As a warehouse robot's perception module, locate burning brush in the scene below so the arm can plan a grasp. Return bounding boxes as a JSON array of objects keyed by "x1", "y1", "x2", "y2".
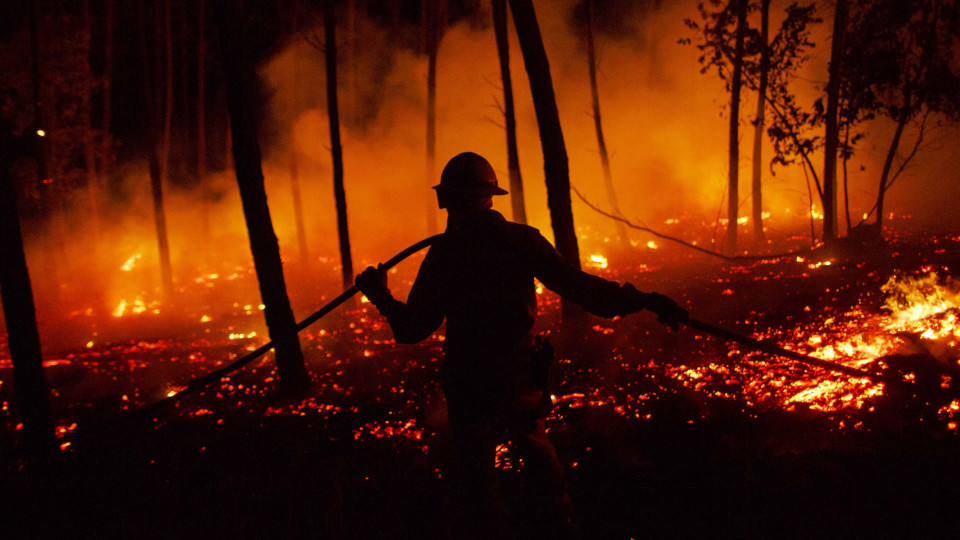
[{"x1": 675, "y1": 271, "x2": 960, "y2": 428}]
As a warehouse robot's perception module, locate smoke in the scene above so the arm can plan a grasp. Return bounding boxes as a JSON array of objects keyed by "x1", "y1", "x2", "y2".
[{"x1": 6, "y1": 0, "x2": 959, "y2": 354}]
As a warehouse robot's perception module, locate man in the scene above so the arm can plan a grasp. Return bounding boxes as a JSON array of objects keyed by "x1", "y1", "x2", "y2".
[{"x1": 356, "y1": 152, "x2": 688, "y2": 538}]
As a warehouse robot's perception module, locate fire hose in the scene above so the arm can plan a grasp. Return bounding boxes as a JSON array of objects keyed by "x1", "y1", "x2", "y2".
[
  {"x1": 121, "y1": 233, "x2": 445, "y2": 425},
  {"x1": 683, "y1": 318, "x2": 877, "y2": 380},
  {"x1": 54, "y1": 233, "x2": 877, "y2": 451}
]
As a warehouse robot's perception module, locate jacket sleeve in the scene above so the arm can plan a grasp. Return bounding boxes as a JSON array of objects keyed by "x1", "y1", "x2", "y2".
[
  {"x1": 369, "y1": 248, "x2": 446, "y2": 344},
  {"x1": 530, "y1": 233, "x2": 646, "y2": 319}
]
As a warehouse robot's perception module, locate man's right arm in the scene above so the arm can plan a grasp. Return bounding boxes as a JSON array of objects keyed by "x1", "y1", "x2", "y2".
[{"x1": 355, "y1": 253, "x2": 445, "y2": 344}]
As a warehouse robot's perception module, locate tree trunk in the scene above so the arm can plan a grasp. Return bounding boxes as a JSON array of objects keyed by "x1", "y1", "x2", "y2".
[
  {"x1": 821, "y1": 0, "x2": 847, "y2": 243},
  {"x1": 325, "y1": 0, "x2": 354, "y2": 291},
  {"x1": 875, "y1": 93, "x2": 911, "y2": 232},
  {"x1": 290, "y1": 150, "x2": 309, "y2": 266},
  {"x1": 423, "y1": 0, "x2": 445, "y2": 235},
  {"x1": 492, "y1": 0, "x2": 527, "y2": 224},
  {"x1": 213, "y1": 0, "x2": 308, "y2": 390},
  {"x1": 725, "y1": 0, "x2": 747, "y2": 255},
  {"x1": 751, "y1": 0, "x2": 770, "y2": 245},
  {"x1": 587, "y1": 0, "x2": 629, "y2": 250},
  {"x1": 82, "y1": 0, "x2": 102, "y2": 243},
  {"x1": 1, "y1": 126, "x2": 55, "y2": 451},
  {"x1": 508, "y1": 0, "x2": 580, "y2": 268},
  {"x1": 140, "y1": 0, "x2": 175, "y2": 299},
  {"x1": 198, "y1": 0, "x2": 212, "y2": 247},
  {"x1": 159, "y1": 0, "x2": 175, "y2": 296},
  {"x1": 102, "y1": 0, "x2": 114, "y2": 176}
]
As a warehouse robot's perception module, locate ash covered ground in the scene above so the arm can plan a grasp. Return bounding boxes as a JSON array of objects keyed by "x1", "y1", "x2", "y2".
[{"x1": 2, "y1": 223, "x2": 960, "y2": 539}]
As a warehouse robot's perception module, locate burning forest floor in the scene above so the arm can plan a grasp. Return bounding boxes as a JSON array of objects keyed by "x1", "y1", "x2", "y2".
[{"x1": 2, "y1": 224, "x2": 960, "y2": 538}]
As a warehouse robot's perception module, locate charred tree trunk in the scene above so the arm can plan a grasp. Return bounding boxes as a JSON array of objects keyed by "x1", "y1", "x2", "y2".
[
  {"x1": 102, "y1": 0, "x2": 113, "y2": 172},
  {"x1": 197, "y1": 0, "x2": 212, "y2": 246},
  {"x1": 290, "y1": 150, "x2": 309, "y2": 266},
  {"x1": 31, "y1": 2, "x2": 61, "y2": 305},
  {"x1": 821, "y1": 0, "x2": 847, "y2": 243},
  {"x1": 875, "y1": 92, "x2": 911, "y2": 232},
  {"x1": 214, "y1": 0, "x2": 308, "y2": 390},
  {"x1": 423, "y1": 0, "x2": 445, "y2": 235},
  {"x1": 509, "y1": 0, "x2": 580, "y2": 268},
  {"x1": 289, "y1": 6, "x2": 309, "y2": 269},
  {"x1": 140, "y1": 0, "x2": 175, "y2": 299},
  {"x1": 586, "y1": 0, "x2": 628, "y2": 250},
  {"x1": 82, "y1": 0, "x2": 101, "y2": 243},
  {"x1": 159, "y1": 0, "x2": 175, "y2": 295},
  {"x1": 1, "y1": 126, "x2": 55, "y2": 450},
  {"x1": 324, "y1": 0, "x2": 354, "y2": 291},
  {"x1": 724, "y1": 0, "x2": 747, "y2": 256},
  {"x1": 492, "y1": 0, "x2": 527, "y2": 224},
  {"x1": 751, "y1": 0, "x2": 770, "y2": 245}
]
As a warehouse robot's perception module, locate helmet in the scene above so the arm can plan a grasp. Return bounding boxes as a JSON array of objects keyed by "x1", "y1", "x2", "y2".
[{"x1": 433, "y1": 152, "x2": 508, "y2": 208}]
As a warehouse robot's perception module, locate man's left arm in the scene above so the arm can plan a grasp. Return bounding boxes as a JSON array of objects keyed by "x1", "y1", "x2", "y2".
[{"x1": 531, "y1": 235, "x2": 688, "y2": 329}]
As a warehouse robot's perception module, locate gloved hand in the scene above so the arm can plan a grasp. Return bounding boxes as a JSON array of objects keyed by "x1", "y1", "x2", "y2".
[
  {"x1": 642, "y1": 292, "x2": 689, "y2": 331},
  {"x1": 355, "y1": 264, "x2": 391, "y2": 305}
]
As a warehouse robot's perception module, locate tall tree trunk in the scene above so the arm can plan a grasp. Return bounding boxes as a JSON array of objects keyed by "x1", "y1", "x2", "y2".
[
  {"x1": 290, "y1": 150, "x2": 309, "y2": 266},
  {"x1": 509, "y1": 0, "x2": 579, "y2": 268},
  {"x1": 423, "y1": 0, "x2": 445, "y2": 235},
  {"x1": 82, "y1": 0, "x2": 101, "y2": 243},
  {"x1": 31, "y1": 1, "x2": 62, "y2": 306},
  {"x1": 159, "y1": 0, "x2": 175, "y2": 296},
  {"x1": 101, "y1": 0, "x2": 114, "y2": 176},
  {"x1": 842, "y1": 120, "x2": 852, "y2": 232},
  {"x1": 586, "y1": 0, "x2": 628, "y2": 250},
  {"x1": 492, "y1": 0, "x2": 527, "y2": 224},
  {"x1": 198, "y1": 0, "x2": 212, "y2": 248},
  {"x1": 213, "y1": 0, "x2": 308, "y2": 390},
  {"x1": 725, "y1": 0, "x2": 747, "y2": 255},
  {"x1": 1, "y1": 127, "x2": 55, "y2": 451},
  {"x1": 821, "y1": 0, "x2": 847, "y2": 243},
  {"x1": 289, "y1": 6, "x2": 309, "y2": 268},
  {"x1": 751, "y1": 0, "x2": 770, "y2": 245},
  {"x1": 875, "y1": 93, "x2": 911, "y2": 232},
  {"x1": 324, "y1": 0, "x2": 354, "y2": 291},
  {"x1": 140, "y1": 0, "x2": 175, "y2": 299}
]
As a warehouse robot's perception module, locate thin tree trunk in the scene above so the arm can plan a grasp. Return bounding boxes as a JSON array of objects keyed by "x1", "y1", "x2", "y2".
[
  {"x1": 492, "y1": 0, "x2": 526, "y2": 224},
  {"x1": 82, "y1": 0, "x2": 101, "y2": 244},
  {"x1": 1, "y1": 127, "x2": 55, "y2": 451},
  {"x1": 508, "y1": 0, "x2": 580, "y2": 266},
  {"x1": 424, "y1": 0, "x2": 444, "y2": 235},
  {"x1": 821, "y1": 0, "x2": 847, "y2": 243},
  {"x1": 751, "y1": 0, "x2": 770, "y2": 245},
  {"x1": 159, "y1": 0, "x2": 175, "y2": 295},
  {"x1": 198, "y1": 0, "x2": 211, "y2": 247},
  {"x1": 101, "y1": 0, "x2": 113, "y2": 175},
  {"x1": 325, "y1": 0, "x2": 354, "y2": 291},
  {"x1": 290, "y1": 150, "x2": 309, "y2": 266},
  {"x1": 213, "y1": 0, "x2": 308, "y2": 390},
  {"x1": 31, "y1": 1, "x2": 62, "y2": 305},
  {"x1": 289, "y1": 7, "x2": 309, "y2": 268},
  {"x1": 587, "y1": 0, "x2": 628, "y2": 250},
  {"x1": 725, "y1": 0, "x2": 747, "y2": 255},
  {"x1": 141, "y1": 0, "x2": 174, "y2": 299},
  {"x1": 842, "y1": 120, "x2": 852, "y2": 232},
  {"x1": 875, "y1": 94, "x2": 911, "y2": 232}
]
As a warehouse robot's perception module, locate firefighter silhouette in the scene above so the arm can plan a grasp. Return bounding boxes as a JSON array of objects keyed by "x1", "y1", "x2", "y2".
[{"x1": 356, "y1": 151, "x2": 688, "y2": 538}]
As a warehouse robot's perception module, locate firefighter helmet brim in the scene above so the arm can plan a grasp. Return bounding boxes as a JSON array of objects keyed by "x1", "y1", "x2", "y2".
[{"x1": 432, "y1": 152, "x2": 508, "y2": 199}]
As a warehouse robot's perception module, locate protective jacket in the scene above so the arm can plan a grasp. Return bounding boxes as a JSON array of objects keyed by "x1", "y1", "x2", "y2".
[{"x1": 368, "y1": 209, "x2": 643, "y2": 417}]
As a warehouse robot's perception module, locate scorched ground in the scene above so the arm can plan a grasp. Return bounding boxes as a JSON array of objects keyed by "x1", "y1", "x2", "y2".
[{"x1": 2, "y1": 224, "x2": 960, "y2": 538}]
